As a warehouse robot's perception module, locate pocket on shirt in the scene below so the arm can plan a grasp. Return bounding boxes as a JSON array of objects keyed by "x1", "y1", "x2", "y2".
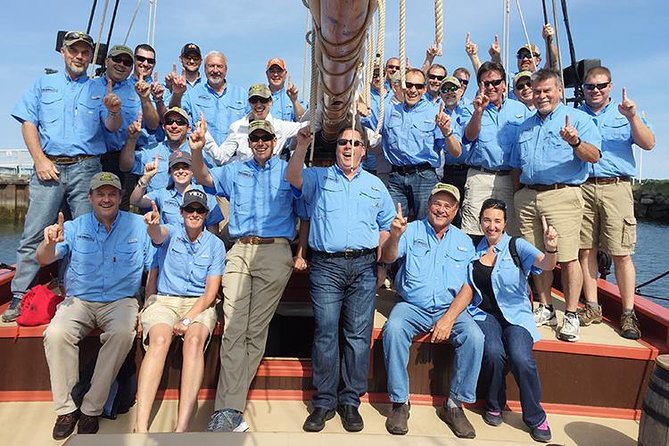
[
  {"x1": 233, "y1": 173, "x2": 256, "y2": 214},
  {"x1": 602, "y1": 118, "x2": 631, "y2": 141},
  {"x1": 191, "y1": 256, "x2": 211, "y2": 285},
  {"x1": 39, "y1": 93, "x2": 63, "y2": 124},
  {"x1": 114, "y1": 241, "x2": 140, "y2": 272},
  {"x1": 314, "y1": 181, "x2": 344, "y2": 220},
  {"x1": 405, "y1": 243, "x2": 429, "y2": 279}
]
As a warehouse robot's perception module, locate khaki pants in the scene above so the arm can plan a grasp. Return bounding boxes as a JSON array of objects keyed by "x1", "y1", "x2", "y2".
[
  {"x1": 43, "y1": 297, "x2": 138, "y2": 416},
  {"x1": 214, "y1": 239, "x2": 294, "y2": 412},
  {"x1": 461, "y1": 168, "x2": 517, "y2": 236}
]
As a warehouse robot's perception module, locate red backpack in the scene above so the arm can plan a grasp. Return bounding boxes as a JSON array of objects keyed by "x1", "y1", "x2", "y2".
[{"x1": 15, "y1": 284, "x2": 64, "y2": 327}]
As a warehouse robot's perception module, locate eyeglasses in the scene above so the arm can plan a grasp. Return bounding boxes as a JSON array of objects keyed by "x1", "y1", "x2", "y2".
[
  {"x1": 110, "y1": 55, "x2": 133, "y2": 67},
  {"x1": 428, "y1": 74, "x2": 445, "y2": 81},
  {"x1": 386, "y1": 64, "x2": 400, "y2": 71},
  {"x1": 405, "y1": 82, "x2": 425, "y2": 90},
  {"x1": 583, "y1": 82, "x2": 610, "y2": 91},
  {"x1": 165, "y1": 118, "x2": 188, "y2": 126},
  {"x1": 336, "y1": 138, "x2": 363, "y2": 147},
  {"x1": 456, "y1": 78, "x2": 469, "y2": 86},
  {"x1": 515, "y1": 81, "x2": 532, "y2": 91},
  {"x1": 249, "y1": 97, "x2": 271, "y2": 104},
  {"x1": 517, "y1": 51, "x2": 540, "y2": 60},
  {"x1": 135, "y1": 55, "x2": 156, "y2": 65},
  {"x1": 249, "y1": 133, "x2": 274, "y2": 142},
  {"x1": 482, "y1": 78, "x2": 504, "y2": 88},
  {"x1": 440, "y1": 84, "x2": 459, "y2": 94},
  {"x1": 182, "y1": 206, "x2": 207, "y2": 214}
]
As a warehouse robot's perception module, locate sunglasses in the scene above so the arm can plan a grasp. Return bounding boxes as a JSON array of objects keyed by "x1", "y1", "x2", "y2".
[
  {"x1": 386, "y1": 64, "x2": 400, "y2": 71},
  {"x1": 183, "y1": 54, "x2": 201, "y2": 61},
  {"x1": 249, "y1": 133, "x2": 274, "y2": 142},
  {"x1": 583, "y1": 82, "x2": 610, "y2": 91},
  {"x1": 135, "y1": 55, "x2": 156, "y2": 65},
  {"x1": 337, "y1": 138, "x2": 363, "y2": 147},
  {"x1": 515, "y1": 81, "x2": 532, "y2": 90},
  {"x1": 456, "y1": 78, "x2": 469, "y2": 86},
  {"x1": 249, "y1": 97, "x2": 271, "y2": 104},
  {"x1": 428, "y1": 74, "x2": 445, "y2": 81},
  {"x1": 182, "y1": 206, "x2": 207, "y2": 214},
  {"x1": 440, "y1": 84, "x2": 459, "y2": 94},
  {"x1": 405, "y1": 82, "x2": 425, "y2": 90},
  {"x1": 517, "y1": 51, "x2": 539, "y2": 60},
  {"x1": 482, "y1": 78, "x2": 504, "y2": 88},
  {"x1": 165, "y1": 118, "x2": 188, "y2": 126},
  {"x1": 110, "y1": 55, "x2": 133, "y2": 67}
]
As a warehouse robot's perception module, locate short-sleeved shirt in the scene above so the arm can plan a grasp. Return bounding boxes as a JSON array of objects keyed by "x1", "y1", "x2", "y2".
[
  {"x1": 394, "y1": 220, "x2": 475, "y2": 311},
  {"x1": 55, "y1": 211, "x2": 152, "y2": 302},
  {"x1": 460, "y1": 97, "x2": 530, "y2": 170},
  {"x1": 468, "y1": 233, "x2": 541, "y2": 342},
  {"x1": 270, "y1": 87, "x2": 304, "y2": 121},
  {"x1": 296, "y1": 165, "x2": 395, "y2": 252},
  {"x1": 510, "y1": 103, "x2": 602, "y2": 185},
  {"x1": 153, "y1": 224, "x2": 225, "y2": 297},
  {"x1": 181, "y1": 82, "x2": 249, "y2": 145},
  {"x1": 145, "y1": 185, "x2": 223, "y2": 227},
  {"x1": 206, "y1": 156, "x2": 297, "y2": 239},
  {"x1": 12, "y1": 72, "x2": 109, "y2": 157}
]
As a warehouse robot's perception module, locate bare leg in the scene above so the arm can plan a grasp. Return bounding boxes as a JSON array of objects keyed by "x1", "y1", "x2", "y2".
[
  {"x1": 175, "y1": 323, "x2": 209, "y2": 432},
  {"x1": 612, "y1": 255, "x2": 636, "y2": 311},
  {"x1": 579, "y1": 249, "x2": 599, "y2": 304},
  {"x1": 561, "y1": 260, "x2": 583, "y2": 313}
]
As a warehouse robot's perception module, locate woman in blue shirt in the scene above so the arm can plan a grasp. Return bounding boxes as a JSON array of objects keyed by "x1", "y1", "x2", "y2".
[{"x1": 468, "y1": 198, "x2": 558, "y2": 443}]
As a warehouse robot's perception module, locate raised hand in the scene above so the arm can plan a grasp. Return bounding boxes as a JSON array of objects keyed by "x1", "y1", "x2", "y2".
[
  {"x1": 144, "y1": 153, "x2": 160, "y2": 178},
  {"x1": 43, "y1": 211, "x2": 65, "y2": 244},
  {"x1": 144, "y1": 200, "x2": 161, "y2": 226},
  {"x1": 134, "y1": 73, "x2": 151, "y2": 99},
  {"x1": 127, "y1": 111, "x2": 143, "y2": 140},
  {"x1": 151, "y1": 72, "x2": 165, "y2": 101},
  {"x1": 295, "y1": 126, "x2": 313, "y2": 149},
  {"x1": 465, "y1": 32, "x2": 478, "y2": 57},
  {"x1": 435, "y1": 102, "x2": 452, "y2": 134},
  {"x1": 542, "y1": 23, "x2": 555, "y2": 42},
  {"x1": 286, "y1": 79, "x2": 299, "y2": 101},
  {"x1": 559, "y1": 114, "x2": 580, "y2": 146},
  {"x1": 164, "y1": 63, "x2": 176, "y2": 91},
  {"x1": 488, "y1": 34, "x2": 501, "y2": 59},
  {"x1": 541, "y1": 215, "x2": 558, "y2": 253},
  {"x1": 103, "y1": 78, "x2": 122, "y2": 113},
  {"x1": 188, "y1": 112, "x2": 207, "y2": 151},
  {"x1": 390, "y1": 203, "x2": 408, "y2": 237},
  {"x1": 473, "y1": 82, "x2": 490, "y2": 112},
  {"x1": 618, "y1": 87, "x2": 637, "y2": 118},
  {"x1": 426, "y1": 43, "x2": 441, "y2": 58},
  {"x1": 171, "y1": 67, "x2": 187, "y2": 96}
]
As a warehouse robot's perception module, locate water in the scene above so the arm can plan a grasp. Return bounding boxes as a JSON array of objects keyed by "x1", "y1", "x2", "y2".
[{"x1": 1, "y1": 219, "x2": 668, "y2": 307}]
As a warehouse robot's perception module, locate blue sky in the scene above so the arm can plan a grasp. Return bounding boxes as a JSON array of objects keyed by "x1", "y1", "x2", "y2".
[{"x1": 1, "y1": 0, "x2": 666, "y2": 178}]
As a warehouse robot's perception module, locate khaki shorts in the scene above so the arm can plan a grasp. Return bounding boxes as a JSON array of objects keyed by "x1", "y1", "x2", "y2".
[
  {"x1": 515, "y1": 186, "x2": 584, "y2": 263},
  {"x1": 461, "y1": 168, "x2": 517, "y2": 236},
  {"x1": 580, "y1": 181, "x2": 636, "y2": 255},
  {"x1": 140, "y1": 294, "x2": 219, "y2": 346}
]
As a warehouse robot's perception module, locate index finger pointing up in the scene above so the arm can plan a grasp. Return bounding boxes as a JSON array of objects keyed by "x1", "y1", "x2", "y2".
[
  {"x1": 396, "y1": 202, "x2": 403, "y2": 217},
  {"x1": 541, "y1": 215, "x2": 548, "y2": 233},
  {"x1": 564, "y1": 114, "x2": 570, "y2": 128},
  {"x1": 57, "y1": 211, "x2": 65, "y2": 228},
  {"x1": 622, "y1": 87, "x2": 628, "y2": 102},
  {"x1": 465, "y1": 32, "x2": 471, "y2": 44},
  {"x1": 172, "y1": 63, "x2": 177, "y2": 74},
  {"x1": 151, "y1": 200, "x2": 158, "y2": 213},
  {"x1": 107, "y1": 78, "x2": 113, "y2": 95}
]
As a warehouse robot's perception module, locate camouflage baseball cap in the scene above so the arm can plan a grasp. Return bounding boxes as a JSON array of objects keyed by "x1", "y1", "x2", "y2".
[
  {"x1": 108, "y1": 45, "x2": 133, "y2": 59},
  {"x1": 248, "y1": 83, "x2": 272, "y2": 99},
  {"x1": 248, "y1": 119, "x2": 276, "y2": 136},
  {"x1": 90, "y1": 172, "x2": 122, "y2": 191},
  {"x1": 63, "y1": 31, "x2": 94, "y2": 49},
  {"x1": 163, "y1": 107, "x2": 190, "y2": 122},
  {"x1": 517, "y1": 43, "x2": 541, "y2": 57},
  {"x1": 430, "y1": 182, "x2": 460, "y2": 202}
]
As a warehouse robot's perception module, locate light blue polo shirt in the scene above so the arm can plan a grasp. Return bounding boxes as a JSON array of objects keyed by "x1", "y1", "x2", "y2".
[
  {"x1": 206, "y1": 156, "x2": 297, "y2": 239},
  {"x1": 145, "y1": 185, "x2": 223, "y2": 227},
  {"x1": 460, "y1": 97, "x2": 530, "y2": 170},
  {"x1": 154, "y1": 224, "x2": 225, "y2": 297},
  {"x1": 296, "y1": 165, "x2": 395, "y2": 252},
  {"x1": 12, "y1": 72, "x2": 108, "y2": 157},
  {"x1": 181, "y1": 82, "x2": 249, "y2": 145},
  {"x1": 55, "y1": 211, "x2": 152, "y2": 302},
  {"x1": 510, "y1": 103, "x2": 602, "y2": 185},
  {"x1": 468, "y1": 233, "x2": 541, "y2": 342},
  {"x1": 394, "y1": 219, "x2": 475, "y2": 311}
]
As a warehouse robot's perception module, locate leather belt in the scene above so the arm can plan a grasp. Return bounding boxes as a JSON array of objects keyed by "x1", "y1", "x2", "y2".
[
  {"x1": 391, "y1": 162, "x2": 433, "y2": 175},
  {"x1": 585, "y1": 176, "x2": 630, "y2": 185},
  {"x1": 443, "y1": 164, "x2": 470, "y2": 172},
  {"x1": 46, "y1": 154, "x2": 96, "y2": 165},
  {"x1": 238, "y1": 236, "x2": 276, "y2": 245},
  {"x1": 526, "y1": 183, "x2": 575, "y2": 192},
  {"x1": 473, "y1": 166, "x2": 511, "y2": 176},
  {"x1": 314, "y1": 247, "x2": 377, "y2": 259}
]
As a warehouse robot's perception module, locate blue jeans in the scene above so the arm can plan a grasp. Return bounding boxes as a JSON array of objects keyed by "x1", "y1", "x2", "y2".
[
  {"x1": 476, "y1": 314, "x2": 546, "y2": 428},
  {"x1": 387, "y1": 169, "x2": 438, "y2": 220},
  {"x1": 11, "y1": 157, "x2": 101, "y2": 297},
  {"x1": 309, "y1": 251, "x2": 377, "y2": 409},
  {"x1": 382, "y1": 301, "x2": 484, "y2": 404}
]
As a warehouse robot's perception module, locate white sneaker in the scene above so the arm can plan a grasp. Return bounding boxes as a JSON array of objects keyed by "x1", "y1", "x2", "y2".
[
  {"x1": 557, "y1": 312, "x2": 580, "y2": 342},
  {"x1": 533, "y1": 304, "x2": 557, "y2": 327}
]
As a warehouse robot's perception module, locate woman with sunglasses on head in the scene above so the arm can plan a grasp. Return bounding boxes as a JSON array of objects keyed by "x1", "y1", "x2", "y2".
[{"x1": 468, "y1": 198, "x2": 558, "y2": 443}]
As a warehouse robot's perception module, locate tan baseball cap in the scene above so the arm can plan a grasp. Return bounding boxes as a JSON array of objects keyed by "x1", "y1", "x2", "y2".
[
  {"x1": 90, "y1": 172, "x2": 122, "y2": 191},
  {"x1": 163, "y1": 107, "x2": 190, "y2": 122},
  {"x1": 430, "y1": 182, "x2": 460, "y2": 202},
  {"x1": 248, "y1": 119, "x2": 276, "y2": 136},
  {"x1": 248, "y1": 83, "x2": 272, "y2": 99}
]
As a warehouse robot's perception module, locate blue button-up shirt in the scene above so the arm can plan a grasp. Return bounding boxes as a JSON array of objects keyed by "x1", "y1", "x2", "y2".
[
  {"x1": 12, "y1": 72, "x2": 109, "y2": 156},
  {"x1": 579, "y1": 101, "x2": 652, "y2": 178},
  {"x1": 361, "y1": 86, "x2": 392, "y2": 171},
  {"x1": 468, "y1": 233, "x2": 541, "y2": 342},
  {"x1": 270, "y1": 87, "x2": 303, "y2": 121},
  {"x1": 436, "y1": 102, "x2": 470, "y2": 166},
  {"x1": 181, "y1": 82, "x2": 249, "y2": 145},
  {"x1": 55, "y1": 211, "x2": 152, "y2": 302},
  {"x1": 510, "y1": 103, "x2": 601, "y2": 185},
  {"x1": 206, "y1": 156, "x2": 297, "y2": 239},
  {"x1": 395, "y1": 220, "x2": 474, "y2": 311},
  {"x1": 460, "y1": 97, "x2": 530, "y2": 170},
  {"x1": 296, "y1": 165, "x2": 395, "y2": 252},
  {"x1": 154, "y1": 224, "x2": 225, "y2": 297},
  {"x1": 146, "y1": 186, "x2": 223, "y2": 227}
]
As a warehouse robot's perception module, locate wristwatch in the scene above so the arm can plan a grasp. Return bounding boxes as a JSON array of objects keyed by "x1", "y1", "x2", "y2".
[{"x1": 181, "y1": 317, "x2": 192, "y2": 327}]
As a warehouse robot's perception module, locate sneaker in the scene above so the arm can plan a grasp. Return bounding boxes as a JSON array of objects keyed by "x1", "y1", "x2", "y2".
[
  {"x1": 530, "y1": 419, "x2": 552, "y2": 443},
  {"x1": 385, "y1": 402, "x2": 410, "y2": 435},
  {"x1": 578, "y1": 304, "x2": 602, "y2": 326},
  {"x1": 207, "y1": 408, "x2": 249, "y2": 432},
  {"x1": 483, "y1": 410, "x2": 503, "y2": 427},
  {"x1": 77, "y1": 413, "x2": 99, "y2": 434},
  {"x1": 620, "y1": 312, "x2": 641, "y2": 340},
  {"x1": 557, "y1": 312, "x2": 580, "y2": 342},
  {"x1": 52, "y1": 410, "x2": 80, "y2": 440},
  {"x1": 2, "y1": 297, "x2": 22, "y2": 323},
  {"x1": 533, "y1": 304, "x2": 557, "y2": 327},
  {"x1": 437, "y1": 406, "x2": 476, "y2": 439}
]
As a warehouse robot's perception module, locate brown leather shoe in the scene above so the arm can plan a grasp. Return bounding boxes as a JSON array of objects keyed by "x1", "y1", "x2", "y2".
[
  {"x1": 53, "y1": 410, "x2": 80, "y2": 440},
  {"x1": 385, "y1": 402, "x2": 410, "y2": 435},
  {"x1": 438, "y1": 406, "x2": 476, "y2": 439},
  {"x1": 77, "y1": 413, "x2": 99, "y2": 434}
]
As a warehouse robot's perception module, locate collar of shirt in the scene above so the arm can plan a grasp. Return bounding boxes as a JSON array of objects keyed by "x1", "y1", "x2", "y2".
[
  {"x1": 205, "y1": 81, "x2": 228, "y2": 97},
  {"x1": 176, "y1": 223, "x2": 204, "y2": 247},
  {"x1": 64, "y1": 71, "x2": 89, "y2": 83},
  {"x1": 581, "y1": 99, "x2": 613, "y2": 117},
  {"x1": 247, "y1": 155, "x2": 279, "y2": 171},
  {"x1": 538, "y1": 102, "x2": 565, "y2": 122},
  {"x1": 91, "y1": 211, "x2": 122, "y2": 235},
  {"x1": 332, "y1": 163, "x2": 363, "y2": 181},
  {"x1": 475, "y1": 232, "x2": 510, "y2": 257}
]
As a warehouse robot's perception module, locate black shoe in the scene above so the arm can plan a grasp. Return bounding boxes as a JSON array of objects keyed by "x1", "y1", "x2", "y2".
[
  {"x1": 303, "y1": 407, "x2": 335, "y2": 432},
  {"x1": 438, "y1": 406, "x2": 476, "y2": 439},
  {"x1": 77, "y1": 413, "x2": 99, "y2": 434},
  {"x1": 53, "y1": 410, "x2": 80, "y2": 440},
  {"x1": 337, "y1": 404, "x2": 364, "y2": 432},
  {"x1": 385, "y1": 402, "x2": 410, "y2": 435}
]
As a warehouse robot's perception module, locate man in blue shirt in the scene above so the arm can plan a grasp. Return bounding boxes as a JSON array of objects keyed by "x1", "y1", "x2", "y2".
[
  {"x1": 286, "y1": 125, "x2": 395, "y2": 433},
  {"x1": 577, "y1": 66, "x2": 655, "y2": 339},
  {"x1": 265, "y1": 57, "x2": 306, "y2": 122},
  {"x1": 510, "y1": 69, "x2": 601, "y2": 343},
  {"x1": 3, "y1": 31, "x2": 123, "y2": 323},
  {"x1": 36, "y1": 172, "x2": 152, "y2": 440},
  {"x1": 165, "y1": 43, "x2": 203, "y2": 92},
  {"x1": 380, "y1": 182, "x2": 482, "y2": 438},
  {"x1": 190, "y1": 119, "x2": 300, "y2": 432}
]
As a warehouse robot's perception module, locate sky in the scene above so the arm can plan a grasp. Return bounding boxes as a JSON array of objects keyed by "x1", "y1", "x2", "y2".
[{"x1": 0, "y1": 0, "x2": 666, "y2": 178}]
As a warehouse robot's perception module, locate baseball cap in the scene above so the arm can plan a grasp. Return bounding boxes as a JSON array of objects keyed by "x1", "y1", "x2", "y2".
[
  {"x1": 181, "y1": 43, "x2": 201, "y2": 58},
  {"x1": 248, "y1": 83, "x2": 272, "y2": 99},
  {"x1": 430, "y1": 182, "x2": 460, "y2": 202},
  {"x1": 441, "y1": 76, "x2": 461, "y2": 88},
  {"x1": 63, "y1": 31, "x2": 94, "y2": 49},
  {"x1": 181, "y1": 189, "x2": 209, "y2": 211},
  {"x1": 248, "y1": 119, "x2": 276, "y2": 136},
  {"x1": 513, "y1": 71, "x2": 533, "y2": 85},
  {"x1": 168, "y1": 151, "x2": 192, "y2": 169},
  {"x1": 517, "y1": 43, "x2": 541, "y2": 57},
  {"x1": 90, "y1": 172, "x2": 122, "y2": 191},
  {"x1": 108, "y1": 45, "x2": 133, "y2": 59},
  {"x1": 266, "y1": 57, "x2": 286, "y2": 71},
  {"x1": 163, "y1": 106, "x2": 190, "y2": 122}
]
